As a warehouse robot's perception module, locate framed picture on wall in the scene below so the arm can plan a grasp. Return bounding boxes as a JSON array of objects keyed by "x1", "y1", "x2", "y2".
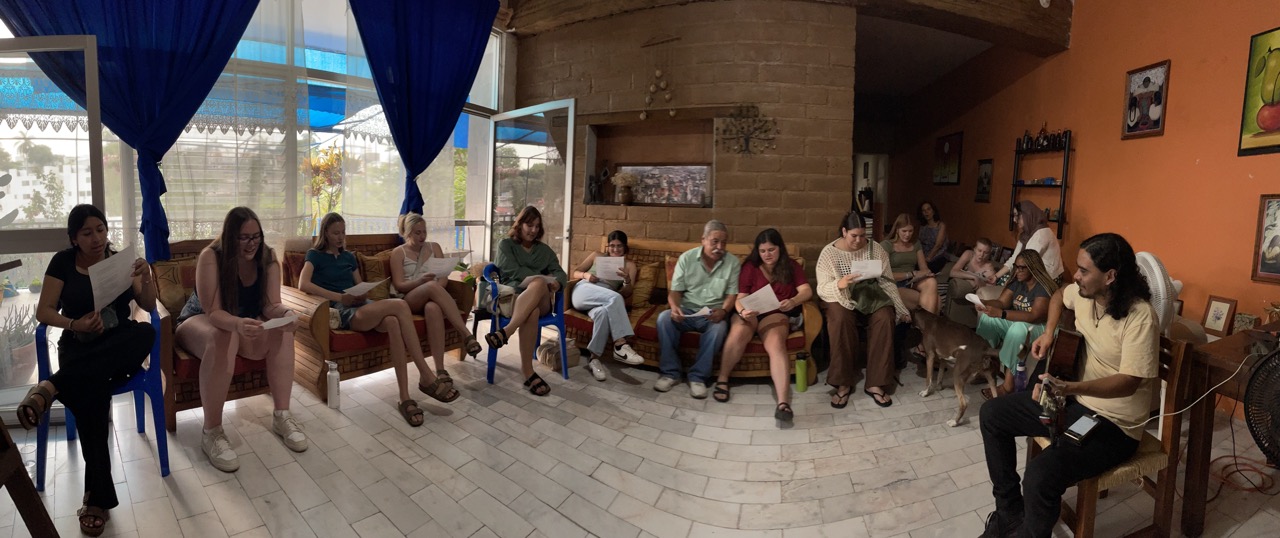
[
  {"x1": 1122, "y1": 60, "x2": 1169, "y2": 139},
  {"x1": 1252, "y1": 193, "x2": 1280, "y2": 283},
  {"x1": 1239, "y1": 26, "x2": 1280, "y2": 156},
  {"x1": 975, "y1": 159, "x2": 993, "y2": 202},
  {"x1": 615, "y1": 163, "x2": 712, "y2": 207},
  {"x1": 932, "y1": 132, "x2": 962, "y2": 185},
  {"x1": 1202, "y1": 295, "x2": 1238, "y2": 338}
]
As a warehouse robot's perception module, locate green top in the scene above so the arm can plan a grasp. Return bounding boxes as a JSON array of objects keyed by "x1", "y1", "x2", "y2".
[
  {"x1": 670, "y1": 246, "x2": 741, "y2": 311},
  {"x1": 880, "y1": 240, "x2": 921, "y2": 274},
  {"x1": 495, "y1": 238, "x2": 568, "y2": 290}
]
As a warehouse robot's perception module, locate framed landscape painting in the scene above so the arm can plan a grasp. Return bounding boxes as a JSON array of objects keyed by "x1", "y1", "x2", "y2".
[{"x1": 615, "y1": 163, "x2": 712, "y2": 207}]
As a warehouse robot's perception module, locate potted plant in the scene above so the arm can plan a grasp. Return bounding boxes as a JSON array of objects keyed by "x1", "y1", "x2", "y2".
[
  {"x1": 0, "y1": 305, "x2": 38, "y2": 389},
  {"x1": 611, "y1": 171, "x2": 639, "y2": 205},
  {"x1": 28, "y1": 278, "x2": 41, "y2": 294}
]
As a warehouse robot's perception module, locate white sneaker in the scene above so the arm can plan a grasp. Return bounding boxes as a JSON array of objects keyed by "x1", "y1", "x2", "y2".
[
  {"x1": 272, "y1": 410, "x2": 309, "y2": 452},
  {"x1": 689, "y1": 382, "x2": 708, "y2": 399},
  {"x1": 654, "y1": 376, "x2": 677, "y2": 392},
  {"x1": 613, "y1": 344, "x2": 644, "y2": 365},
  {"x1": 202, "y1": 426, "x2": 240, "y2": 473},
  {"x1": 587, "y1": 358, "x2": 607, "y2": 381}
]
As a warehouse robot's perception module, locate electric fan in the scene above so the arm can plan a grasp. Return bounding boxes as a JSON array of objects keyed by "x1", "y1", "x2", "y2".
[
  {"x1": 1136, "y1": 252, "x2": 1180, "y2": 333},
  {"x1": 1245, "y1": 344, "x2": 1280, "y2": 464}
]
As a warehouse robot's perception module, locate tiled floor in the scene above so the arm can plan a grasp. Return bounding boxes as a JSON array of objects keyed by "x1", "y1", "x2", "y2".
[{"x1": 5, "y1": 335, "x2": 1280, "y2": 538}]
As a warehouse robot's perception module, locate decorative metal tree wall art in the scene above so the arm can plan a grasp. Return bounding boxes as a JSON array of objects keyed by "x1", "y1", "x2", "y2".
[{"x1": 716, "y1": 105, "x2": 778, "y2": 155}]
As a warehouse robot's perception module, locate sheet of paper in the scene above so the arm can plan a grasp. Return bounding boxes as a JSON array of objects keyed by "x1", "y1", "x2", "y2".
[
  {"x1": 593, "y1": 256, "x2": 625, "y2": 281},
  {"x1": 422, "y1": 256, "x2": 460, "y2": 278},
  {"x1": 88, "y1": 244, "x2": 138, "y2": 311},
  {"x1": 848, "y1": 260, "x2": 884, "y2": 282},
  {"x1": 684, "y1": 307, "x2": 712, "y2": 318},
  {"x1": 261, "y1": 314, "x2": 298, "y2": 330},
  {"x1": 965, "y1": 293, "x2": 985, "y2": 307},
  {"x1": 344, "y1": 278, "x2": 387, "y2": 296},
  {"x1": 738, "y1": 284, "x2": 782, "y2": 314}
]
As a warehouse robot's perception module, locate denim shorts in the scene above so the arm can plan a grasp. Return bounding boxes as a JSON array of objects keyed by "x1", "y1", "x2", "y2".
[{"x1": 331, "y1": 300, "x2": 369, "y2": 330}]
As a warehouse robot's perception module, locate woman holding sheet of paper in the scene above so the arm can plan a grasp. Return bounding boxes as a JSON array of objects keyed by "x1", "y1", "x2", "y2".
[
  {"x1": 485, "y1": 205, "x2": 568, "y2": 396},
  {"x1": 20, "y1": 204, "x2": 156, "y2": 536},
  {"x1": 713, "y1": 228, "x2": 811, "y2": 422},
  {"x1": 569, "y1": 230, "x2": 645, "y2": 382},
  {"x1": 390, "y1": 212, "x2": 483, "y2": 380},
  {"x1": 817, "y1": 211, "x2": 909, "y2": 409},
  {"x1": 173, "y1": 207, "x2": 307, "y2": 472},
  {"x1": 299, "y1": 212, "x2": 457, "y2": 428}
]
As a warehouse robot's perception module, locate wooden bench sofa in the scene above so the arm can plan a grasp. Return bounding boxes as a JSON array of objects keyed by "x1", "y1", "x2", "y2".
[{"x1": 563, "y1": 237, "x2": 819, "y2": 384}]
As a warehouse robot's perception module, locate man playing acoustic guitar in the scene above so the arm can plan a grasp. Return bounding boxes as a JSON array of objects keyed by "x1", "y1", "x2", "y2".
[{"x1": 978, "y1": 233, "x2": 1160, "y2": 538}]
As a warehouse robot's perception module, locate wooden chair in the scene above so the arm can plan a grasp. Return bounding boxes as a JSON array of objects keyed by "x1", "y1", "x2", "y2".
[{"x1": 1027, "y1": 335, "x2": 1190, "y2": 538}]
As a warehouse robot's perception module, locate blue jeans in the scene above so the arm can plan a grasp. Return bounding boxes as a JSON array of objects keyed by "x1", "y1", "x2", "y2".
[{"x1": 656, "y1": 307, "x2": 728, "y2": 383}]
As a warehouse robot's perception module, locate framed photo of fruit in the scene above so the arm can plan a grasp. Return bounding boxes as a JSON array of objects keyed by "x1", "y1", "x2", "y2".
[
  {"x1": 1123, "y1": 60, "x2": 1169, "y2": 139},
  {"x1": 1239, "y1": 26, "x2": 1280, "y2": 156}
]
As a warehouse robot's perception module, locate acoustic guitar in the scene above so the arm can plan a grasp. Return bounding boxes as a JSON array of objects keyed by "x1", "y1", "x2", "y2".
[{"x1": 1039, "y1": 328, "x2": 1085, "y2": 441}]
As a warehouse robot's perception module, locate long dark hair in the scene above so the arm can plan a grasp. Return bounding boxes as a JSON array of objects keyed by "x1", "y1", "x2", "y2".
[
  {"x1": 508, "y1": 205, "x2": 544, "y2": 243},
  {"x1": 1015, "y1": 200, "x2": 1048, "y2": 244},
  {"x1": 66, "y1": 204, "x2": 115, "y2": 255},
  {"x1": 917, "y1": 201, "x2": 940, "y2": 225},
  {"x1": 313, "y1": 212, "x2": 345, "y2": 252},
  {"x1": 605, "y1": 230, "x2": 629, "y2": 254},
  {"x1": 1080, "y1": 233, "x2": 1150, "y2": 320},
  {"x1": 209, "y1": 207, "x2": 275, "y2": 315},
  {"x1": 745, "y1": 228, "x2": 794, "y2": 284},
  {"x1": 838, "y1": 210, "x2": 866, "y2": 236}
]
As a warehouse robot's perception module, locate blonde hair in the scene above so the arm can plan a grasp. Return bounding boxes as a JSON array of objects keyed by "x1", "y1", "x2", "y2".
[
  {"x1": 397, "y1": 212, "x2": 426, "y2": 240},
  {"x1": 889, "y1": 213, "x2": 916, "y2": 243}
]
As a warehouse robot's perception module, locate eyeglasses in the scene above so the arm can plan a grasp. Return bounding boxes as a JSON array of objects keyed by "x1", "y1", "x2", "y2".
[
  {"x1": 238, "y1": 233, "x2": 264, "y2": 243},
  {"x1": 1013, "y1": 264, "x2": 1029, "y2": 271}
]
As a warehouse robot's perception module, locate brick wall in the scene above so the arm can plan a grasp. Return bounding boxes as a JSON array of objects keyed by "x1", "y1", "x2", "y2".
[{"x1": 515, "y1": 0, "x2": 856, "y2": 267}]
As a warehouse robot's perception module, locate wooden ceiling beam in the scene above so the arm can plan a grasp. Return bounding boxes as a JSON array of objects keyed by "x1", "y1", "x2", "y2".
[
  {"x1": 507, "y1": 0, "x2": 854, "y2": 36},
  {"x1": 854, "y1": 0, "x2": 1071, "y2": 56}
]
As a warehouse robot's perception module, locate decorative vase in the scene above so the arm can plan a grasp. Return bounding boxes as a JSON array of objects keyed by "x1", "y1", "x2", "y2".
[{"x1": 618, "y1": 186, "x2": 634, "y2": 206}]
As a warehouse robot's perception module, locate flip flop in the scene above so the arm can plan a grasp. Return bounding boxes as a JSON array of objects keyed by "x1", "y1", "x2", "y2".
[
  {"x1": 398, "y1": 400, "x2": 425, "y2": 427},
  {"x1": 712, "y1": 382, "x2": 731, "y2": 403},
  {"x1": 865, "y1": 389, "x2": 893, "y2": 408},
  {"x1": 831, "y1": 387, "x2": 853, "y2": 409},
  {"x1": 524, "y1": 373, "x2": 551, "y2": 396}
]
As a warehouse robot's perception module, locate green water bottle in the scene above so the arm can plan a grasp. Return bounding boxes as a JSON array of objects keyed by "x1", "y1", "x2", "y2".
[{"x1": 795, "y1": 352, "x2": 809, "y2": 392}]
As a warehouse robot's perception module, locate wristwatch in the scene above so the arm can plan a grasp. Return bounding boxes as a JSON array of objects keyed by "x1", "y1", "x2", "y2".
[{"x1": 1001, "y1": 310, "x2": 1007, "y2": 320}]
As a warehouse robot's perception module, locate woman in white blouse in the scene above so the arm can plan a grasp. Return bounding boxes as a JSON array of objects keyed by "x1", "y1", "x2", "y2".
[{"x1": 992, "y1": 200, "x2": 1063, "y2": 283}]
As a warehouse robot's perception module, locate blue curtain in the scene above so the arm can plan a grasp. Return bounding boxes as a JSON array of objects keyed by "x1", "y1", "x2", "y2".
[
  {"x1": 0, "y1": 0, "x2": 260, "y2": 261},
  {"x1": 348, "y1": 0, "x2": 499, "y2": 215}
]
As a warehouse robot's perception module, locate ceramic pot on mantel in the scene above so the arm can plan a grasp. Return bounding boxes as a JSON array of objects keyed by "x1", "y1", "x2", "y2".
[{"x1": 617, "y1": 186, "x2": 634, "y2": 206}]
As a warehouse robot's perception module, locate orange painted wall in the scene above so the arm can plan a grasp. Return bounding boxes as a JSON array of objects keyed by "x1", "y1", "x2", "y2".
[{"x1": 889, "y1": 0, "x2": 1280, "y2": 325}]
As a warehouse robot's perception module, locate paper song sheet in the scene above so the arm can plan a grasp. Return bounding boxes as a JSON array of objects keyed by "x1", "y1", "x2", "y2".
[
  {"x1": 422, "y1": 256, "x2": 460, "y2": 278},
  {"x1": 683, "y1": 307, "x2": 712, "y2": 318},
  {"x1": 89, "y1": 244, "x2": 138, "y2": 311},
  {"x1": 848, "y1": 260, "x2": 884, "y2": 282},
  {"x1": 344, "y1": 278, "x2": 387, "y2": 296},
  {"x1": 592, "y1": 256, "x2": 625, "y2": 281},
  {"x1": 261, "y1": 314, "x2": 298, "y2": 330},
  {"x1": 738, "y1": 284, "x2": 781, "y2": 314},
  {"x1": 965, "y1": 293, "x2": 985, "y2": 307}
]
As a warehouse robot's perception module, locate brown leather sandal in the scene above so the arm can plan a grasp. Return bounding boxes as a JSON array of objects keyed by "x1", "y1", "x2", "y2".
[
  {"x1": 78, "y1": 494, "x2": 109, "y2": 537},
  {"x1": 524, "y1": 373, "x2": 550, "y2": 396},
  {"x1": 17, "y1": 380, "x2": 55, "y2": 430},
  {"x1": 419, "y1": 377, "x2": 460, "y2": 403},
  {"x1": 463, "y1": 335, "x2": 483, "y2": 358},
  {"x1": 398, "y1": 400, "x2": 425, "y2": 427}
]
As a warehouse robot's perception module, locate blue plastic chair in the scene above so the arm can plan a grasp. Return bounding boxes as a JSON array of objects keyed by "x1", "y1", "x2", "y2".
[
  {"x1": 482, "y1": 264, "x2": 569, "y2": 383},
  {"x1": 34, "y1": 310, "x2": 170, "y2": 491}
]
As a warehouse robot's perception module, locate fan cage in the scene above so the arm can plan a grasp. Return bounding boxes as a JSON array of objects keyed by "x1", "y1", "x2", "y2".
[{"x1": 1245, "y1": 347, "x2": 1280, "y2": 464}]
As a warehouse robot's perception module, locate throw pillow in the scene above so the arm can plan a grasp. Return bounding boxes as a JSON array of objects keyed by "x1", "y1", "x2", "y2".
[
  {"x1": 282, "y1": 251, "x2": 307, "y2": 288},
  {"x1": 629, "y1": 262, "x2": 660, "y2": 309},
  {"x1": 356, "y1": 251, "x2": 393, "y2": 301},
  {"x1": 152, "y1": 258, "x2": 197, "y2": 316}
]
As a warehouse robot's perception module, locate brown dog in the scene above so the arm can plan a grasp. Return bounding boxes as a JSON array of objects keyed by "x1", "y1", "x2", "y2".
[{"x1": 910, "y1": 306, "x2": 1003, "y2": 427}]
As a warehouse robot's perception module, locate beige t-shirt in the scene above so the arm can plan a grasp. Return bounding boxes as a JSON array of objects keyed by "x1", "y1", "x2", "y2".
[{"x1": 1062, "y1": 283, "x2": 1160, "y2": 440}]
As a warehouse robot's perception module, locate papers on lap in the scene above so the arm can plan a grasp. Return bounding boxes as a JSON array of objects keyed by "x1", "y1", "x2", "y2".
[
  {"x1": 848, "y1": 260, "x2": 883, "y2": 282},
  {"x1": 593, "y1": 256, "x2": 625, "y2": 281},
  {"x1": 89, "y1": 244, "x2": 138, "y2": 311},
  {"x1": 738, "y1": 284, "x2": 781, "y2": 313},
  {"x1": 344, "y1": 278, "x2": 387, "y2": 296},
  {"x1": 261, "y1": 314, "x2": 298, "y2": 330},
  {"x1": 684, "y1": 307, "x2": 712, "y2": 318},
  {"x1": 422, "y1": 257, "x2": 460, "y2": 278}
]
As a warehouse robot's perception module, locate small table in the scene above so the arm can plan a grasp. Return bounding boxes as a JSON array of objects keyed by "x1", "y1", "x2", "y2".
[{"x1": 1181, "y1": 322, "x2": 1280, "y2": 537}]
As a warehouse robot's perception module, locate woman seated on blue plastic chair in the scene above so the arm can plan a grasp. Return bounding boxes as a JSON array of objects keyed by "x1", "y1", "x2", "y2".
[
  {"x1": 974, "y1": 248, "x2": 1058, "y2": 400},
  {"x1": 298, "y1": 212, "x2": 457, "y2": 428},
  {"x1": 18, "y1": 204, "x2": 157, "y2": 537},
  {"x1": 484, "y1": 205, "x2": 567, "y2": 396},
  {"x1": 175, "y1": 207, "x2": 307, "y2": 474}
]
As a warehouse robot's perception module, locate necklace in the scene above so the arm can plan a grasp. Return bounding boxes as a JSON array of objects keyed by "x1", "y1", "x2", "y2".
[{"x1": 1092, "y1": 301, "x2": 1105, "y2": 328}]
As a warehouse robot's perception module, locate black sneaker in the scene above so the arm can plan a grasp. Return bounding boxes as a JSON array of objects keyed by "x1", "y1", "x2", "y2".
[{"x1": 978, "y1": 511, "x2": 1022, "y2": 538}]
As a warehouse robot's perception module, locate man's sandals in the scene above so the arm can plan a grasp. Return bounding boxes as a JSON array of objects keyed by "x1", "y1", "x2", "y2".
[
  {"x1": 78, "y1": 494, "x2": 109, "y2": 536},
  {"x1": 17, "y1": 381, "x2": 55, "y2": 430},
  {"x1": 712, "y1": 382, "x2": 731, "y2": 403},
  {"x1": 524, "y1": 373, "x2": 551, "y2": 396},
  {"x1": 484, "y1": 328, "x2": 509, "y2": 349}
]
